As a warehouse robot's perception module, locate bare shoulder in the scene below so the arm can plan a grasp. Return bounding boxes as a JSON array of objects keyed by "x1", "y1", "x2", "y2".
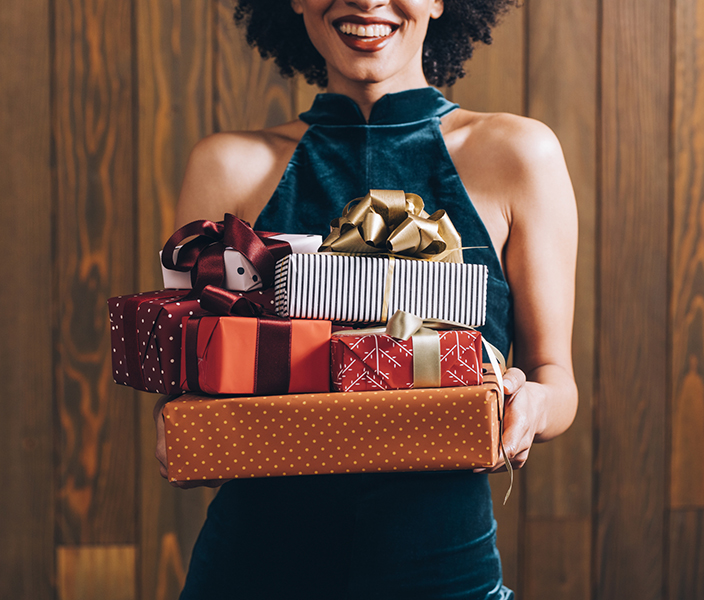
[
  {"x1": 175, "y1": 120, "x2": 307, "y2": 228},
  {"x1": 444, "y1": 109, "x2": 568, "y2": 194},
  {"x1": 442, "y1": 109, "x2": 575, "y2": 230}
]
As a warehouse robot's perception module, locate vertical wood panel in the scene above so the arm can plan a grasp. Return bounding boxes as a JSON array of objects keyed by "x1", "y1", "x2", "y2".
[
  {"x1": 54, "y1": 0, "x2": 137, "y2": 544},
  {"x1": 524, "y1": 520, "x2": 591, "y2": 600},
  {"x1": 137, "y1": 0, "x2": 214, "y2": 287},
  {"x1": 671, "y1": 0, "x2": 704, "y2": 510},
  {"x1": 0, "y1": 1, "x2": 54, "y2": 597},
  {"x1": 448, "y1": 6, "x2": 525, "y2": 593},
  {"x1": 215, "y1": 0, "x2": 295, "y2": 132},
  {"x1": 597, "y1": 0, "x2": 670, "y2": 598},
  {"x1": 523, "y1": 0, "x2": 597, "y2": 596},
  {"x1": 670, "y1": 1, "x2": 704, "y2": 596},
  {"x1": 136, "y1": 2, "x2": 216, "y2": 598},
  {"x1": 669, "y1": 510, "x2": 704, "y2": 599},
  {"x1": 450, "y1": 7, "x2": 525, "y2": 115},
  {"x1": 294, "y1": 76, "x2": 322, "y2": 116},
  {"x1": 57, "y1": 545, "x2": 136, "y2": 600}
]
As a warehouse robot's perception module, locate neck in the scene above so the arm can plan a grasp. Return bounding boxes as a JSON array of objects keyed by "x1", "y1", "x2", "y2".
[{"x1": 325, "y1": 72, "x2": 431, "y2": 121}]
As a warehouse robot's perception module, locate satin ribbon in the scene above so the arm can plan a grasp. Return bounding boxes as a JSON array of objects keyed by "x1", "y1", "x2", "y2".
[
  {"x1": 184, "y1": 297, "x2": 292, "y2": 395},
  {"x1": 319, "y1": 190, "x2": 464, "y2": 263},
  {"x1": 336, "y1": 309, "x2": 513, "y2": 502},
  {"x1": 199, "y1": 285, "x2": 276, "y2": 318},
  {"x1": 161, "y1": 214, "x2": 292, "y2": 294}
]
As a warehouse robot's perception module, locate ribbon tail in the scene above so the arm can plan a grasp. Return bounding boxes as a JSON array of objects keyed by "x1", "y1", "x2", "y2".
[
  {"x1": 481, "y1": 336, "x2": 513, "y2": 504},
  {"x1": 500, "y1": 430, "x2": 514, "y2": 506}
]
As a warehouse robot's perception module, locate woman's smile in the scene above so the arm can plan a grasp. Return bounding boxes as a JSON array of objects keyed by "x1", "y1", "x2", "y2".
[
  {"x1": 291, "y1": 0, "x2": 444, "y2": 92},
  {"x1": 333, "y1": 15, "x2": 399, "y2": 52}
]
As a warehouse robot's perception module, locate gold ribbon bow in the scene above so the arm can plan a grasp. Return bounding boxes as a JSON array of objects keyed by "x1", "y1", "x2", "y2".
[
  {"x1": 336, "y1": 309, "x2": 513, "y2": 503},
  {"x1": 319, "y1": 190, "x2": 464, "y2": 263}
]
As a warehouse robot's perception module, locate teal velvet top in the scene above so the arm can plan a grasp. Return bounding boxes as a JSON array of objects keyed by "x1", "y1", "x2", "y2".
[
  {"x1": 180, "y1": 89, "x2": 514, "y2": 600},
  {"x1": 255, "y1": 86, "x2": 513, "y2": 358}
]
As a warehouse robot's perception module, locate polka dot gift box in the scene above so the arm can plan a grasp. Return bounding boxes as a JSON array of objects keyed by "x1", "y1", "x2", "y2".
[
  {"x1": 107, "y1": 287, "x2": 276, "y2": 394},
  {"x1": 163, "y1": 375, "x2": 502, "y2": 482}
]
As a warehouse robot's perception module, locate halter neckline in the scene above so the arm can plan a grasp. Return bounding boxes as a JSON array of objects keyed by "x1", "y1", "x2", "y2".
[{"x1": 299, "y1": 87, "x2": 458, "y2": 126}]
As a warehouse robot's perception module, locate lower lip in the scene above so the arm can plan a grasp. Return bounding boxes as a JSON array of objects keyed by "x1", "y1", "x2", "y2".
[{"x1": 334, "y1": 27, "x2": 396, "y2": 52}]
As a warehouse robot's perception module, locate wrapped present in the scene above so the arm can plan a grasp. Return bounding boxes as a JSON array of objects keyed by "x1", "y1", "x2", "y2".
[
  {"x1": 180, "y1": 315, "x2": 332, "y2": 395},
  {"x1": 162, "y1": 233, "x2": 322, "y2": 292},
  {"x1": 159, "y1": 213, "x2": 322, "y2": 293},
  {"x1": 274, "y1": 253, "x2": 487, "y2": 326},
  {"x1": 163, "y1": 376, "x2": 502, "y2": 482},
  {"x1": 108, "y1": 286, "x2": 276, "y2": 394},
  {"x1": 331, "y1": 328, "x2": 482, "y2": 392}
]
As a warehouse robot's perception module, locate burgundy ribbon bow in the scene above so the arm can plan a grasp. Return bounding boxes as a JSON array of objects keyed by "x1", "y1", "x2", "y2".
[{"x1": 161, "y1": 213, "x2": 292, "y2": 294}]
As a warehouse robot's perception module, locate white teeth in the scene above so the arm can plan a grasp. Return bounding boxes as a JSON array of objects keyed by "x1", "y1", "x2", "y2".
[{"x1": 338, "y1": 23, "x2": 393, "y2": 38}]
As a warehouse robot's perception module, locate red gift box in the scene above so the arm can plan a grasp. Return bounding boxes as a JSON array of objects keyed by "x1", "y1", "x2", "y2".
[
  {"x1": 180, "y1": 316, "x2": 332, "y2": 395},
  {"x1": 331, "y1": 329, "x2": 483, "y2": 392},
  {"x1": 108, "y1": 287, "x2": 276, "y2": 394}
]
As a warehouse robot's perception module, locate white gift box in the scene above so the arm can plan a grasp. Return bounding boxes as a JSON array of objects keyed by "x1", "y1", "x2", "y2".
[
  {"x1": 275, "y1": 253, "x2": 487, "y2": 327},
  {"x1": 161, "y1": 233, "x2": 323, "y2": 292}
]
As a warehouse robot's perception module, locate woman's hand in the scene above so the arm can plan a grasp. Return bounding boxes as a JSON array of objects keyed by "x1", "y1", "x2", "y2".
[
  {"x1": 475, "y1": 362, "x2": 578, "y2": 473},
  {"x1": 153, "y1": 395, "x2": 229, "y2": 489},
  {"x1": 474, "y1": 367, "x2": 545, "y2": 472}
]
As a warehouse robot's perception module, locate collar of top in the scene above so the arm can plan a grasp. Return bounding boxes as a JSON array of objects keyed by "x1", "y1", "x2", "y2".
[{"x1": 299, "y1": 87, "x2": 459, "y2": 126}]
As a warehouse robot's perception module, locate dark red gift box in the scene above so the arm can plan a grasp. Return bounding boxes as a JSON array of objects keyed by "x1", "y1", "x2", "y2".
[
  {"x1": 108, "y1": 287, "x2": 276, "y2": 394},
  {"x1": 108, "y1": 290, "x2": 207, "y2": 394}
]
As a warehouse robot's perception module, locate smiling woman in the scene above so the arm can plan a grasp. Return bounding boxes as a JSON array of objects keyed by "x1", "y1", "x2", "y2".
[
  {"x1": 234, "y1": 0, "x2": 516, "y2": 87},
  {"x1": 155, "y1": 0, "x2": 579, "y2": 598}
]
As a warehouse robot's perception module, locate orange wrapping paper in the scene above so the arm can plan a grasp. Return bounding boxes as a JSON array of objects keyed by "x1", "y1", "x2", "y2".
[
  {"x1": 180, "y1": 316, "x2": 332, "y2": 395},
  {"x1": 163, "y1": 375, "x2": 501, "y2": 482}
]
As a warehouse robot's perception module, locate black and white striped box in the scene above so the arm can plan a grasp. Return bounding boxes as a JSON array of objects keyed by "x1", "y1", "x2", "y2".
[{"x1": 275, "y1": 254, "x2": 487, "y2": 326}]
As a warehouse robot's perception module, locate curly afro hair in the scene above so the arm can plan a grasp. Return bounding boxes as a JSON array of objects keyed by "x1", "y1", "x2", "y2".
[{"x1": 233, "y1": 0, "x2": 517, "y2": 88}]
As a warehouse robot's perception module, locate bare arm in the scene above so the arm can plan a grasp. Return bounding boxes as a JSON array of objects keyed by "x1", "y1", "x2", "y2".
[
  {"x1": 497, "y1": 119, "x2": 578, "y2": 468},
  {"x1": 446, "y1": 113, "x2": 579, "y2": 470}
]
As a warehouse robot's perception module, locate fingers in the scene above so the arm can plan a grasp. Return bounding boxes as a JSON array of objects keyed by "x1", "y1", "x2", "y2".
[
  {"x1": 154, "y1": 396, "x2": 172, "y2": 480},
  {"x1": 502, "y1": 367, "x2": 527, "y2": 397},
  {"x1": 474, "y1": 368, "x2": 533, "y2": 474}
]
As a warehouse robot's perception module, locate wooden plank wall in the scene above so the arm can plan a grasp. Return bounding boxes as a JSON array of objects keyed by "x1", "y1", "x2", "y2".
[{"x1": 1, "y1": 0, "x2": 703, "y2": 598}]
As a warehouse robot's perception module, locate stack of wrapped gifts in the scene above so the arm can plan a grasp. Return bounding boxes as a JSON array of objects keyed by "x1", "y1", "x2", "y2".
[{"x1": 108, "y1": 190, "x2": 505, "y2": 484}]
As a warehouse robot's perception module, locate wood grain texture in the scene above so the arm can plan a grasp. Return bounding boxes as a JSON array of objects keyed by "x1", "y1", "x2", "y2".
[
  {"x1": 449, "y1": 6, "x2": 525, "y2": 592},
  {"x1": 449, "y1": 6, "x2": 524, "y2": 114},
  {"x1": 57, "y1": 545, "x2": 136, "y2": 600},
  {"x1": 294, "y1": 76, "x2": 322, "y2": 116},
  {"x1": 524, "y1": 0, "x2": 596, "y2": 520},
  {"x1": 54, "y1": 0, "x2": 137, "y2": 544},
  {"x1": 0, "y1": 1, "x2": 54, "y2": 598},
  {"x1": 524, "y1": 519, "x2": 590, "y2": 600},
  {"x1": 215, "y1": 0, "x2": 295, "y2": 132},
  {"x1": 596, "y1": 0, "x2": 670, "y2": 598},
  {"x1": 669, "y1": 510, "x2": 704, "y2": 600},
  {"x1": 671, "y1": 0, "x2": 704, "y2": 510},
  {"x1": 137, "y1": 0, "x2": 213, "y2": 288},
  {"x1": 136, "y1": 3, "x2": 216, "y2": 597}
]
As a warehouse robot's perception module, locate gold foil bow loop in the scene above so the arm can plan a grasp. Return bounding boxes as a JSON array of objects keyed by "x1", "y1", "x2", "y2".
[{"x1": 320, "y1": 190, "x2": 463, "y2": 262}]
